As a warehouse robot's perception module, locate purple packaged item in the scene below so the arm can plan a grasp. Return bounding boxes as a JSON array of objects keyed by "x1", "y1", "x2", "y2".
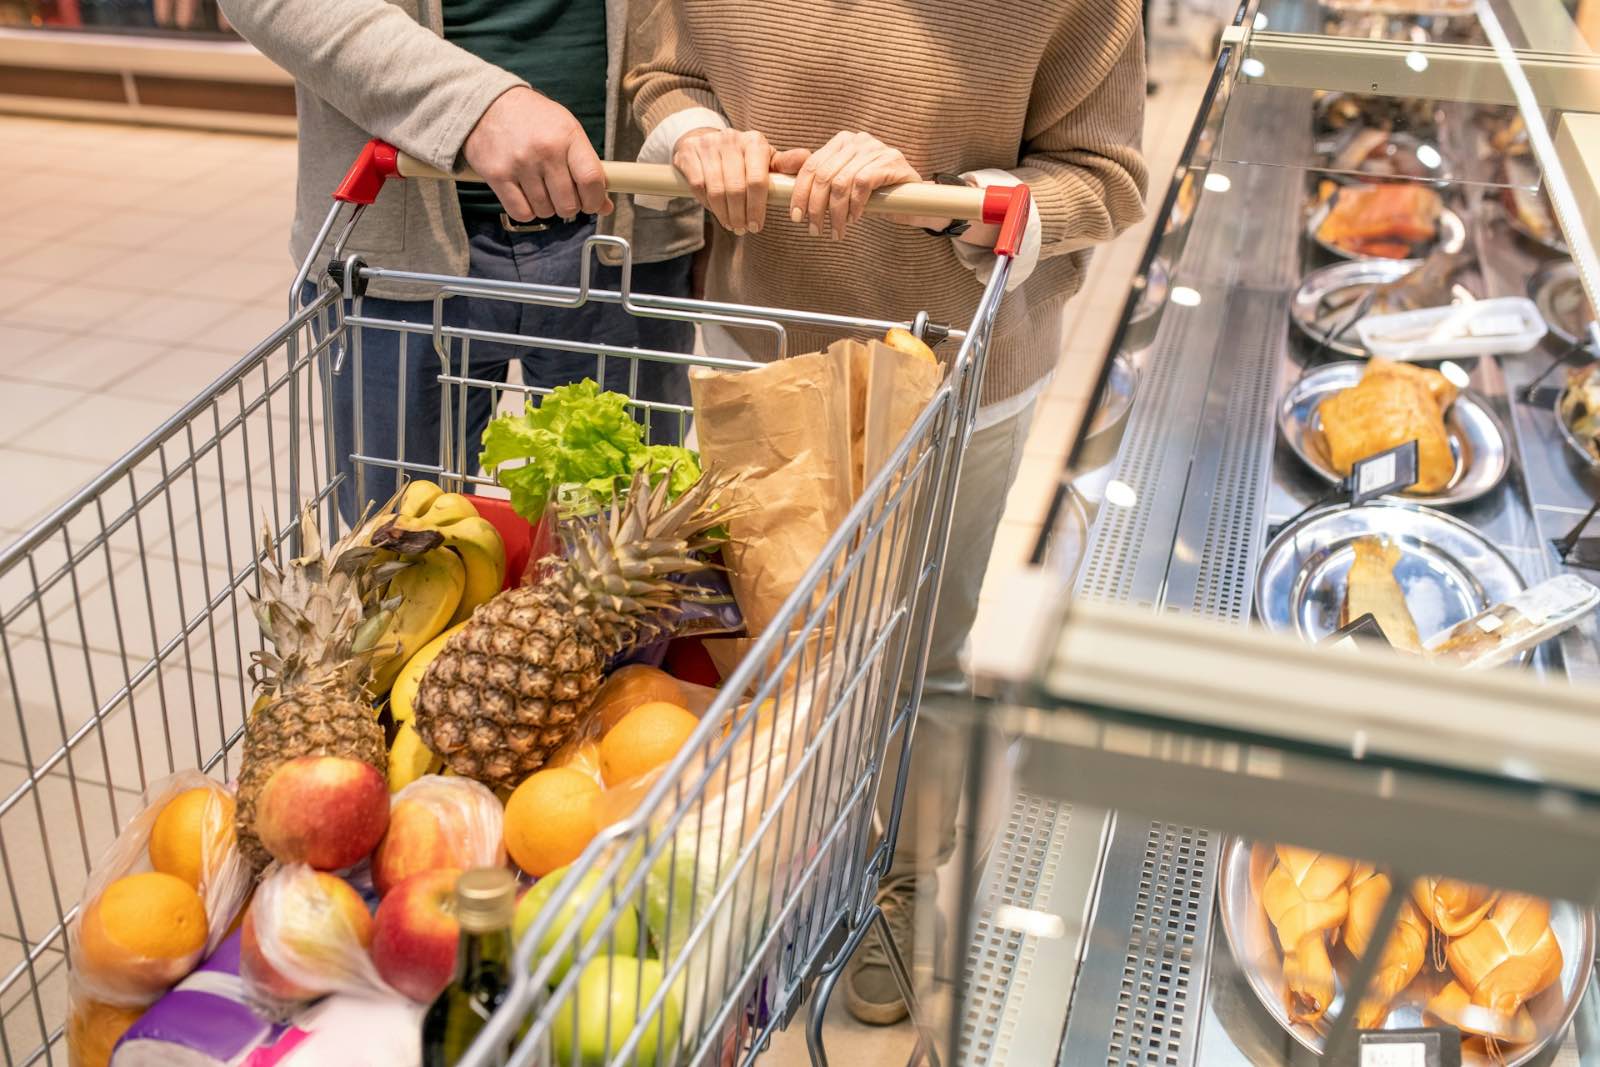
[{"x1": 114, "y1": 931, "x2": 283, "y2": 1066}]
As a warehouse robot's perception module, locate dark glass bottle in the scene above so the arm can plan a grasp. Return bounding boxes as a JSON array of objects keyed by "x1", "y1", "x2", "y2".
[{"x1": 422, "y1": 867, "x2": 518, "y2": 1067}]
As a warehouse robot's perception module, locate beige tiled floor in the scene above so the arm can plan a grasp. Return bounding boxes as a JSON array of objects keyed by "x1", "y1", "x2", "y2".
[{"x1": 0, "y1": 17, "x2": 1212, "y2": 1062}]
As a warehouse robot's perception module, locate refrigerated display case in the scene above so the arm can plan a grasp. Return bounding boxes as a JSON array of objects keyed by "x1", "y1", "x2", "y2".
[{"x1": 952, "y1": 2, "x2": 1600, "y2": 1065}]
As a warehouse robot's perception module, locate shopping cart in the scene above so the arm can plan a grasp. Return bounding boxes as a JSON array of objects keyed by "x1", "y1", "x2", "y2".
[{"x1": 0, "y1": 140, "x2": 1029, "y2": 1066}]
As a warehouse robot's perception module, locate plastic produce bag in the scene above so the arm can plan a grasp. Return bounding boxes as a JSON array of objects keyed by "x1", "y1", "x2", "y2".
[
  {"x1": 67, "y1": 771, "x2": 253, "y2": 1065},
  {"x1": 239, "y1": 865, "x2": 394, "y2": 1010},
  {"x1": 544, "y1": 666, "x2": 721, "y2": 790},
  {"x1": 374, "y1": 775, "x2": 506, "y2": 895},
  {"x1": 593, "y1": 677, "x2": 823, "y2": 1041}
]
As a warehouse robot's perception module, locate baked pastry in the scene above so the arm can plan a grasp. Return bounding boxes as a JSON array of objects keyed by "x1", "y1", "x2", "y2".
[
  {"x1": 1319, "y1": 359, "x2": 1456, "y2": 494},
  {"x1": 1342, "y1": 536, "x2": 1421, "y2": 653}
]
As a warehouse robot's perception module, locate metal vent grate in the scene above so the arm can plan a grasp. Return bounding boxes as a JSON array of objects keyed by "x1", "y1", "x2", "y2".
[
  {"x1": 961, "y1": 792, "x2": 1070, "y2": 1067},
  {"x1": 1105, "y1": 823, "x2": 1211, "y2": 1067},
  {"x1": 1187, "y1": 290, "x2": 1283, "y2": 621},
  {"x1": 1075, "y1": 307, "x2": 1200, "y2": 609}
]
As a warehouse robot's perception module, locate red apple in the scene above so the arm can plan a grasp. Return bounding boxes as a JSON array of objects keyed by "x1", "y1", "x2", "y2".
[
  {"x1": 239, "y1": 871, "x2": 374, "y2": 1002},
  {"x1": 373, "y1": 798, "x2": 464, "y2": 897},
  {"x1": 256, "y1": 756, "x2": 389, "y2": 870},
  {"x1": 370, "y1": 868, "x2": 463, "y2": 1002}
]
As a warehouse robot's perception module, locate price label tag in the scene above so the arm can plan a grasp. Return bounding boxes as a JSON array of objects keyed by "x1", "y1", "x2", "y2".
[
  {"x1": 1354, "y1": 1027, "x2": 1460, "y2": 1067},
  {"x1": 1349, "y1": 439, "x2": 1420, "y2": 506},
  {"x1": 1362, "y1": 1044, "x2": 1426, "y2": 1067},
  {"x1": 1322, "y1": 613, "x2": 1387, "y2": 651}
]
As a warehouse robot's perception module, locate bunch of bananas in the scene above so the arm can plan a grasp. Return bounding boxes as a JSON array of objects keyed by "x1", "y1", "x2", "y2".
[{"x1": 365, "y1": 481, "x2": 507, "y2": 791}]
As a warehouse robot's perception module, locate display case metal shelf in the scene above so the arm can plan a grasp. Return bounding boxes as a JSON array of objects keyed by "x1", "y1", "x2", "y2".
[{"x1": 950, "y1": 1, "x2": 1600, "y2": 1065}]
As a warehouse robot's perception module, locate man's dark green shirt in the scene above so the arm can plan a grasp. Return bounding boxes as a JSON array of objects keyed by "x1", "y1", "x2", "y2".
[{"x1": 442, "y1": 0, "x2": 607, "y2": 219}]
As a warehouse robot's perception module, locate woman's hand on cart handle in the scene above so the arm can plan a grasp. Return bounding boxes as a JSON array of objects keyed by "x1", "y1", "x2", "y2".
[
  {"x1": 789, "y1": 131, "x2": 944, "y2": 240},
  {"x1": 671, "y1": 127, "x2": 809, "y2": 235},
  {"x1": 462, "y1": 87, "x2": 612, "y2": 221}
]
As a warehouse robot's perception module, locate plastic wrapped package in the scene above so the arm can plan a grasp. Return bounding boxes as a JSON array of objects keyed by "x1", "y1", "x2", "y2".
[
  {"x1": 241, "y1": 995, "x2": 424, "y2": 1067},
  {"x1": 110, "y1": 931, "x2": 284, "y2": 1067},
  {"x1": 372, "y1": 776, "x2": 506, "y2": 896},
  {"x1": 238, "y1": 865, "x2": 395, "y2": 1009},
  {"x1": 66, "y1": 772, "x2": 253, "y2": 1067}
]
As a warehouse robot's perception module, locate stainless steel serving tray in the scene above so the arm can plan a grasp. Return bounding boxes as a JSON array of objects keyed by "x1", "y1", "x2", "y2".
[
  {"x1": 1500, "y1": 192, "x2": 1569, "y2": 256},
  {"x1": 1315, "y1": 131, "x2": 1455, "y2": 186},
  {"x1": 1123, "y1": 258, "x2": 1170, "y2": 351},
  {"x1": 1046, "y1": 483, "x2": 1090, "y2": 585},
  {"x1": 1529, "y1": 259, "x2": 1595, "y2": 350},
  {"x1": 1277, "y1": 362, "x2": 1509, "y2": 506},
  {"x1": 1254, "y1": 502, "x2": 1526, "y2": 645},
  {"x1": 1554, "y1": 367, "x2": 1600, "y2": 469},
  {"x1": 1307, "y1": 196, "x2": 1466, "y2": 262},
  {"x1": 1217, "y1": 837, "x2": 1595, "y2": 1067},
  {"x1": 1291, "y1": 259, "x2": 1421, "y2": 359},
  {"x1": 1076, "y1": 352, "x2": 1138, "y2": 472}
]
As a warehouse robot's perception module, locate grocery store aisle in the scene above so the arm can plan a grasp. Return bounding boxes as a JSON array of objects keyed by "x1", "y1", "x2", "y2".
[{"x1": 0, "y1": 9, "x2": 1214, "y2": 1057}]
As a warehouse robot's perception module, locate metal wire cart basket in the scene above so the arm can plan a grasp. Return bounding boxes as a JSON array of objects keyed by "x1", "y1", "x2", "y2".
[{"x1": 0, "y1": 141, "x2": 1031, "y2": 1066}]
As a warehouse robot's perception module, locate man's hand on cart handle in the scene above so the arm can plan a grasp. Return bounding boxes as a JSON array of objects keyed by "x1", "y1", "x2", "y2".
[{"x1": 462, "y1": 87, "x2": 613, "y2": 222}]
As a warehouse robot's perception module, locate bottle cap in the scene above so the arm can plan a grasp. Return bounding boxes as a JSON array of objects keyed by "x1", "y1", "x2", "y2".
[{"x1": 454, "y1": 867, "x2": 517, "y2": 933}]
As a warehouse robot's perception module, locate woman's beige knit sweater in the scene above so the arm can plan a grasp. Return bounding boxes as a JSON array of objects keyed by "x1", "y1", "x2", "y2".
[{"x1": 626, "y1": 0, "x2": 1149, "y2": 406}]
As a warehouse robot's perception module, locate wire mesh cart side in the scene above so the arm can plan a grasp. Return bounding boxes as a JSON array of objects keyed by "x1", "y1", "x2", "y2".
[{"x1": 0, "y1": 140, "x2": 1028, "y2": 1067}]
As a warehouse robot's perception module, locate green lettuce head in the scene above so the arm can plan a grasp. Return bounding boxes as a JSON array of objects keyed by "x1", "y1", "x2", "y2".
[{"x1": 479, "y1": 379, "x2": 701, "y2": 522}]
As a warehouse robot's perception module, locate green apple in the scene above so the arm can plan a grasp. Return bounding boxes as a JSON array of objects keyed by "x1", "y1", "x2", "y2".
[
  {"x1": 551, "y1": 956, "x2": 682, "y2": 1067},
  {"x1": 514, "y1": 865, "x2": 640, "y2": 985}
]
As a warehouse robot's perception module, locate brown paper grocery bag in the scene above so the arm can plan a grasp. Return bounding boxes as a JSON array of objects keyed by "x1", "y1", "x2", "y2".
[
  {"x1": 692, "y1": 337, "x2": 946, "y2": 683},
  {"x1": 862, "y1": 340, "x2": 944, "y2": 488},
  {"x1": 690, "y1": 344, "x2": 855, "y2": 678}
]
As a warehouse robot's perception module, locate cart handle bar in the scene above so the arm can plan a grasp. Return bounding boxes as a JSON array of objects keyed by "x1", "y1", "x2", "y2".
[{"x1": 334, "y1": 138, "x2": 1032, "y2": 258}]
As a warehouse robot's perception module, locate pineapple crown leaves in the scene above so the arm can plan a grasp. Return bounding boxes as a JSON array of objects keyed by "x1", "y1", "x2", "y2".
[
  {"x1": 551, "y1": 465, "x2": 751, "y2": 631},
  {"x1": 246, "y1": 492, "x2": 411, "y2": 697}
]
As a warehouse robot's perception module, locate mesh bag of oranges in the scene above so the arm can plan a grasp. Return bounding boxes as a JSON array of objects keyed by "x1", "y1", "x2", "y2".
[{"x1": 65, "y1": 772, "x2": 252, "y2": 1067}]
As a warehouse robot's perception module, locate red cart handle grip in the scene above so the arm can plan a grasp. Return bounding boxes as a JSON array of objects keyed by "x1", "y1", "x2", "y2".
[
  {"x1": 335, "y1": 138, "x2": 1031, "y2": 255},
  {"x1": 984, "y1": 184, "x2": 1032, "y2": 260}
]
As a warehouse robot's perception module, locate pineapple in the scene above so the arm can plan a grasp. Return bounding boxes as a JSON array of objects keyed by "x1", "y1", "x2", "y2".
[
  {"x1": 235, "y1": 501, "x2": 407, "y2": 870},
  {"x1": 413, "y1": 468, "x2": 739, "y2": 788}
]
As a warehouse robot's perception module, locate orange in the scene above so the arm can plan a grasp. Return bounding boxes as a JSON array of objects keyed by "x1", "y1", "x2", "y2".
[
  {"x1": 503, "y1": 768, "x2": 600, "y2": 877},
  {"x1": 79, "y1": 872, "x2": 207, "y2": 999},
  {"x1": 593, "y1": 666, "x2": 688, "y2": 737},
  {"x1": 67, "y1": 998, "x2": 144, "y2": 1067},
  {"x1": 550, "y1": 739, "x2": 603, "y2": 785},
  {"x1": 598, "y1": 702, "x2": 699, "y2": 787},
  {"x1": 149, "y1": 787, "x2": 235, "y2": 889}
]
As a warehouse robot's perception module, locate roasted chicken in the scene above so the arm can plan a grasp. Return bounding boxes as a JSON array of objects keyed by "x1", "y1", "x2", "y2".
[
  {"x1": 1319, "y1": 359, "x2": 1457, "y2": 494},
  {"x1": 1317, "y1": 184, "x2": 1443, "y2": 259}
]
